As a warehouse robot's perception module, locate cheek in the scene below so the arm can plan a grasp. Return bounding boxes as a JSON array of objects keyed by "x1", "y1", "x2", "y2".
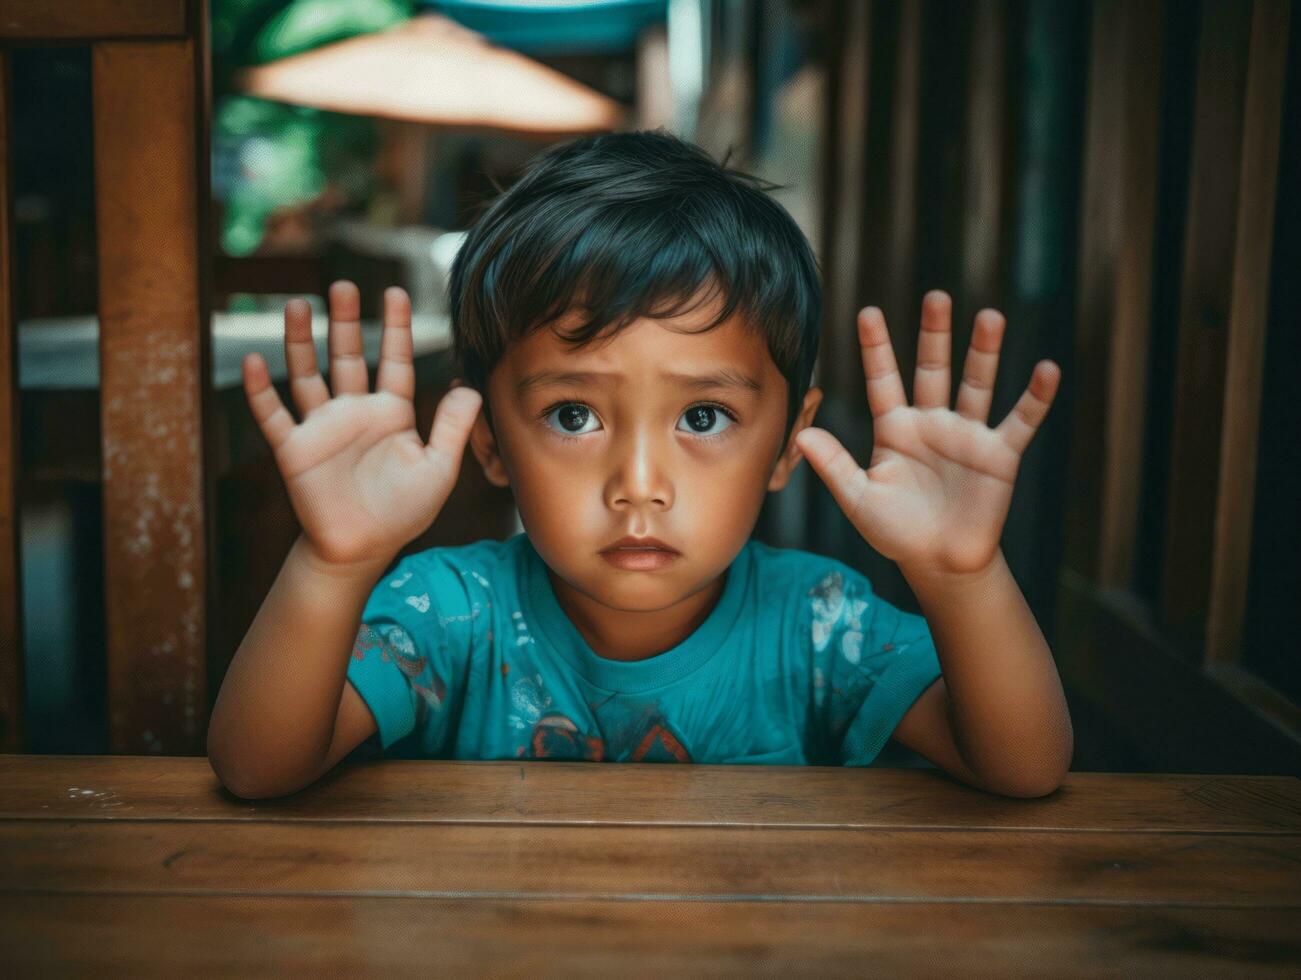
[
  {"x1": 506, "y1": 444, "x2": 594, "y2": 526},
  {"x1": 683, "y1": 441, "x2": 763, "y2": 479},
  {"x1": 678, "y1": 440, "x2": 778, "y2": 508}
]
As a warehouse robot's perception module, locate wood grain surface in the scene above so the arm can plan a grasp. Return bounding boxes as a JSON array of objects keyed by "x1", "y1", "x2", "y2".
[
  {"x1": 3, "y1": 895, "x2": 1298, "y2": 979},
  {"x1": 2, "y1": 755, "x2": 1298, "y2": 832},
  {"x1": 1, "y1": 757, "x2": 1298, "y2": 976}
]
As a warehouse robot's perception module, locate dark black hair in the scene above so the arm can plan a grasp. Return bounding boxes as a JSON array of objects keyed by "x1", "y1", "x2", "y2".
[{"x1": 448, "y1": 128, "x2": 822, "y2": 441}]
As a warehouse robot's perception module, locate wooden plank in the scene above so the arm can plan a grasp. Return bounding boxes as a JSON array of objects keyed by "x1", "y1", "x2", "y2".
[
  {"x1": 2, "y1": 819, "x2": 1299, "y2": 904},
  {"x1": 912, "y1": 0, "x2": 972, "y2": 338},
  {"x1": 3, "y1": 895, "x2": 1299, "y2": 978},
  {"x1": 92, "y1": 40, "x2": 210, "y2": 754},
  {"x1": 1, "y1": 757, "x2": 1299, "y2": 833},
  {"x1": 1099, "y1": 0, "x2": 1163, "y2": 588},
  {"x1": 821, "y1": 0, "x2": 872, "y2": 402},
  {"x1": 0, "y1": 48, "x2": 20, "y2": 751},
  {"x1": 0, "y1": 1, "x2": 187, "y2": 41},
  {"x1": 1206, "y1": 0, "x2": 1291, "y2": 667},
  {"x1": 1056, "y1": 569, "x2": 1301, "y2": 774},
  {"x1": 1065, "y1": 0, "x2": 1163, "y2": 585},
  {"x1": 1161, "y1": 0, "x2": 1255, "y2": 655},
  {"x1": 1063, "y1": 0, "x2": 1127, "y2": 578},
  {"x1": 877, "y1": 0, "x2": 922, "y2": 378},
  {"x1": 812, "y1": 0, "x2": 876, "y2": 562},
  {"x1": 959, "y1": 0, "x2": 1007, "y2": 311}
]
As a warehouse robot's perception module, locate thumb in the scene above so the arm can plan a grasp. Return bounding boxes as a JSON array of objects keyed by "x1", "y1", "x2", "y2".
[
  {"x1": 794, "y1": 426, "x2": 870, "y2": 519},
  {"x1": 426, "y1": 385, "x2": 483, "y2": 461}
]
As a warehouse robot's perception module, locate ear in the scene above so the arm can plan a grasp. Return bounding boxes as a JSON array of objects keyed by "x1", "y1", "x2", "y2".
[
  {"x1": 767, "y1": 386, "x2": 823, "y2": 492},
  {"x1": 465, "y1": 390, "x2": 512, "y2": 488}
]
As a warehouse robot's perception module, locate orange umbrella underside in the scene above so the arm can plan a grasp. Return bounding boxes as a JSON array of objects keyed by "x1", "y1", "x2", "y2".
[{"x1": 235, "y1": 13, "x2": 628, "y2": 135}]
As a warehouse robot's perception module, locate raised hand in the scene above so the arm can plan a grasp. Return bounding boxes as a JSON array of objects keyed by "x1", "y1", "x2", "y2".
[
  {"x1": 794, "y1": 290, "x2": 1060, "y2": 578},
  {"x1": 241, "y1": 280, "x2": 482, "y2": 571}
]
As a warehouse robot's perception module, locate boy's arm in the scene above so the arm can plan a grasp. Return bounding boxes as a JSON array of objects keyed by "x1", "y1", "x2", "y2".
[
  {"x1": 206, "y1": 534, "x2": 384, "y2": 799},
  {"x1": 794, "y1": 293, "x2": 1071, "y2": 798},
  {"x1": 213, "y1": 281, "x2": 482, "y2": 799},
  {"x1": 890, "y1": 549, "x2": 1073, "y2": 797}
]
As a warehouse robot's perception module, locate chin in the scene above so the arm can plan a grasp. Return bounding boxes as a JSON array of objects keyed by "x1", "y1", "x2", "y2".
[
  {"x1": 545, "y1": 554, "x2": 722, "y2": 613},
  {"x1": 577, "y1": 567, "x2": 694, "y2": 612}
]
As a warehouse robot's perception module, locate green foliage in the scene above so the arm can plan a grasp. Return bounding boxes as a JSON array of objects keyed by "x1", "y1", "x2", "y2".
[
  {"x1": 212, "y1": 0, "x2": 413, "y2": 255},
  {"x1": 252, "y1": 0, "x2": 413, "y2": 63}
]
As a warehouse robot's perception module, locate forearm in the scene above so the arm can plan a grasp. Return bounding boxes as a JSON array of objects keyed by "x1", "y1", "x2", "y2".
[
  {"x1": 902, "y1": 549, "x2": 1073, "y2": 795},
  {"x1": 207, "y1": 533, "x2": 391, "y2": 797}
]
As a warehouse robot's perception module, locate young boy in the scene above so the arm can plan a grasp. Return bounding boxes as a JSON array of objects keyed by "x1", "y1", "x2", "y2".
[{"x1": 207, "y1": 130, "x2": 1073, "y2": 800}]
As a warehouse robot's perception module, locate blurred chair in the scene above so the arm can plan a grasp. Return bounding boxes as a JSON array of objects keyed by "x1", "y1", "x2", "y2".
[{"x1": 1, "y1": 0, "x2": 213, "y2": 754}]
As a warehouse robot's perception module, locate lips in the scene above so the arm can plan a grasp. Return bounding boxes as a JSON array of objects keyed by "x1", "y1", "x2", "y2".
[{"x1": 600, "y1": 535, "x2": 679, "y2": 554}]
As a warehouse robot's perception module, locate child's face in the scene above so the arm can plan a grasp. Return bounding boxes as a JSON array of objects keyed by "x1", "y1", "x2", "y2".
[{"x1": 467, "y1": 302, "x2": 822, "y2": 614}]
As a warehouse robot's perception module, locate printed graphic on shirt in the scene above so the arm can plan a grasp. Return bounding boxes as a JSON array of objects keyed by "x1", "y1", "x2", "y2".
[
  {"x1": 809, "y1": 569, "x2": 871, "y2": 659},
  {"x1": 352, "y1": 622, "x2": 447, "y2": 723},
  {"x1": 593, "y1": 696, "x2": 694, "y2": 762},
  {"x1": 527, "y1": 712, "x2": 606, "y2": 761},
  {"x1": 808, "y1": 568, "x2": 907, "y2": 746},
  {"x1": 626, "y1": 721, "x2": 693, "y2": 762},
  {"x1": 510, "y1": 609, "x2": 537, "y2": 647},
  {"x1": 507, "y1": 673, "x2": 693, "y2": 763}
]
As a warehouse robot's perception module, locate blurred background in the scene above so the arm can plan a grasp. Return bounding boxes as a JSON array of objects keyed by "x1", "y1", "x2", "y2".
[{"x1": 1, "y1": 0, "x2": 1296, "y2": 776}]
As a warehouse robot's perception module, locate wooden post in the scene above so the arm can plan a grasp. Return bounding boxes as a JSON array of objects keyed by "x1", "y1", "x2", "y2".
[{"x1": 93, "y1": 28, "x2": 212, "y2": 754}]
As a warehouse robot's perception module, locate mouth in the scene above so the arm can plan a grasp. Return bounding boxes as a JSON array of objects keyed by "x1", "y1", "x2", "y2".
[
  {"x1": 600, "y1": 536, "x2": 680, "y2": 555},
  {"x1": 599, "y1": 536, "x2": 680, "y2": 570}
]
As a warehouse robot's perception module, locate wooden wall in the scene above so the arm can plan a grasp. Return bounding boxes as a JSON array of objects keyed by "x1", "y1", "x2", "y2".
[{"x1": 815, "y1": 0, "x2": 1299, "y2": 773}]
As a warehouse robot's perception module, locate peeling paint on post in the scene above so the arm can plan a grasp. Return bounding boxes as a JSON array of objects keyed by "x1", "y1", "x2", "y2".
[{"x1": 94, "y1": 37, "x2": 210, "y2": 754}]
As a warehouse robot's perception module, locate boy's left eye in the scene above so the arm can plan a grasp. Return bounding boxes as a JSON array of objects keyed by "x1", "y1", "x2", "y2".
[{"x1": 676, "y1": 404, "x2": 735, "y2": 436}]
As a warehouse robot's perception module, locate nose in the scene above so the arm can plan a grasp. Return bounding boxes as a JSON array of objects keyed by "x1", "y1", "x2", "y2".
[{"x1": 604, "y1": 427, "x2": 674, "y2": 511}]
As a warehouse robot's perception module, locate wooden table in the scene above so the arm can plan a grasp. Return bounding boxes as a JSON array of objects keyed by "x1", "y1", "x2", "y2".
[{"x1": 1, "y1": 757, "x2": 1298, "y2": 977}]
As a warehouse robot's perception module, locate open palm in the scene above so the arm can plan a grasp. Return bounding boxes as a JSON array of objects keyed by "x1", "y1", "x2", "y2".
[
  {"x1": 795, "y1": 291, "x2": 1060, "y2": 576},
  {"x1": 242, "y1": 281, "x2": 482, "y2": 570}
]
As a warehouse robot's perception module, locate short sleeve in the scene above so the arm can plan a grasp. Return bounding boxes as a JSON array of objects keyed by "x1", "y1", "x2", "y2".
[
  {"x1": 346, "y1": 549, "x2": 478, "y2": 754},
  {"x1": 805, "y1": 563, "x2": 943, "y2": 767}
]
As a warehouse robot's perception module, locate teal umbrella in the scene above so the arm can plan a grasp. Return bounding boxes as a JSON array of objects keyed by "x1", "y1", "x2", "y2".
[{"x1": 425, "y1": 0, "x2": 665, "y2": 54}]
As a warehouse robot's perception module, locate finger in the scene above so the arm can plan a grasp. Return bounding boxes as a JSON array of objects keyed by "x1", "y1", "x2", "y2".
[
  {"x1": 375, "y1": 286, "x2": 416, "y2": 400},
  {"x1": 858, "y1": 306, "x2": 908, "y2": 417},
  {"x1": 994, "y1": 360, "x2": 1061, "y2": 455},
  {"x1": 794, "y1": 426, "x2": 873, "y2": 519},
  {"x1": 283, "y1": 296, "x2": 331, "y2": 418},
  {"x1": 954, "y1": 308, "x2": 1006, "y2": 424},
  {"x1": 327, "y1": 280, "x2": 369, "y2": 397},
  {"x1": 913, "y1": 290, "x2": 952, "y2": 409},
  {"x1": 426, "y1": 385, "x2": 484, "y2": 463},
  {"x1": 242, "y1": 352, "x2": 296, "y2": 452}
]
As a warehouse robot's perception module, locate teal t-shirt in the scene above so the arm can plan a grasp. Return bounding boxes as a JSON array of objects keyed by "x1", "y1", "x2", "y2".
[{"x1": 346, "y1": 533, "x2": 943, "y2": 766}]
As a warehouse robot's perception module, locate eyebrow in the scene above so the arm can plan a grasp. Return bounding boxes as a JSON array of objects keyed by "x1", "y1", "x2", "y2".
[{"x1": 515, "y1": 368, "x2": 762, "y2": 395}]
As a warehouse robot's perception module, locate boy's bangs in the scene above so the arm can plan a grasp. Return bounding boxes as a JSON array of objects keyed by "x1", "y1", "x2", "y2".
[{"x1": 482, "y1": 201, "x2": 760, "y2": 351}]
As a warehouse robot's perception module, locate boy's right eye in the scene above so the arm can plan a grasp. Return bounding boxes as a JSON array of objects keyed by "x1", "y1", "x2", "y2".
[{"x1": 543, "y1": 402, "x2": 601, "y2": 436}]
